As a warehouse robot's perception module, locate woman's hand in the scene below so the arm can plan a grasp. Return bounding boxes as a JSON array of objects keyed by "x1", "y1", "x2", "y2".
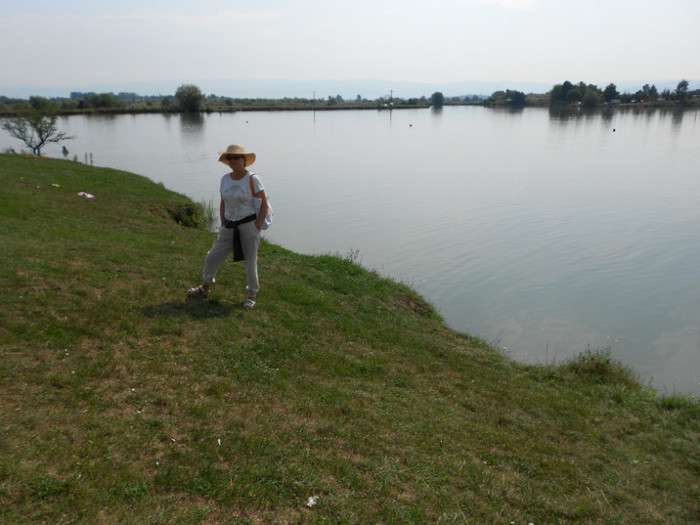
[{"x1": 219, "y1": 198, "x2": 226, "y2": 228}]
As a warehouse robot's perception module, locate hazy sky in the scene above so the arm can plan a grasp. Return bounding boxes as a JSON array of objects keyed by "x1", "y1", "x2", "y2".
[{"x1": 1, "y1": 0, "x2": 698, "y2": 94}]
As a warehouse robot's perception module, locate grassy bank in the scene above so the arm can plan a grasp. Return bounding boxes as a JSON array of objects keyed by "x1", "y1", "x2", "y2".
[{"x1": 0, "y1": 154, "x2": 698, "y2": 524}]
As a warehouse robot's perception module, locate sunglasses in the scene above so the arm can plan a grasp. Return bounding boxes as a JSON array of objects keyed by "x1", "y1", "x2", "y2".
[{"x1": 227, "y1": 154, "x2": 244, "y2": 161}]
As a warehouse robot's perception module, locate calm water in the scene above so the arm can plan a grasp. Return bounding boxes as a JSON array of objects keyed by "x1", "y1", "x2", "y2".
[{"x1": 4, "y1": 107, "x2": 699, "y2": 394}]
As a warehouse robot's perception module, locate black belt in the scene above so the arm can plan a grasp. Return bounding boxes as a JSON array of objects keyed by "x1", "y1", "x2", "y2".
[{"x1": 224, "y1": 214, "x2": 257, "y2": 261}]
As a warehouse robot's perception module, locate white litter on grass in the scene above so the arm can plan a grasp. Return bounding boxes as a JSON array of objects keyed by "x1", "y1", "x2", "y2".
[
  {"x1": 77, "y1": 192, "x2": 95, "y2": 199},
  {"x1": 217, "y1": 439, "x2": 221, "y2": 446},
  {"x1": 306, "y1": 496, "x2": 318, "y2": 508},
  {"x1": 52, "y1": 184, "x2": 60, "y2": 187}
]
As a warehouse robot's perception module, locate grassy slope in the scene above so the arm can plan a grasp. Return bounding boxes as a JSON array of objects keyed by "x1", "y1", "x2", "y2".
[{"x1": 0, "y1": 154, "x2": 698, "y2": 524}]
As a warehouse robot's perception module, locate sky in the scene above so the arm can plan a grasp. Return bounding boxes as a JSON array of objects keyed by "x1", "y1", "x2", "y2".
[{"x1": 1, "y1": 0, "x2": 699, "y2": 98}]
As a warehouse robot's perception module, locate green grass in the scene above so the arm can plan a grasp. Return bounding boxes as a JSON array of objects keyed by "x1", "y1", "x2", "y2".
[{"x1": 1, "y1": 154, "x2": 698, "y2": 524}]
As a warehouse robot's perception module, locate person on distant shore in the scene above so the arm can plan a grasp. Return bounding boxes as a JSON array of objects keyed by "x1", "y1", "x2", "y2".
[{"x1": 189, "y1": 144, "x2": 270, "y2": 308}]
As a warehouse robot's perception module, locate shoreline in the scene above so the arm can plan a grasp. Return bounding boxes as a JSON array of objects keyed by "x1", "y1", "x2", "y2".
[{"x1": 2, "y1": 100, "x2": 698, "y2": 119}]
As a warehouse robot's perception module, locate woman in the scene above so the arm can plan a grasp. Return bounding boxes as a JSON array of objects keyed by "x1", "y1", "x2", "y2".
[{"x1": 189, "y1": 144, "x2": 270, "y2": 308}]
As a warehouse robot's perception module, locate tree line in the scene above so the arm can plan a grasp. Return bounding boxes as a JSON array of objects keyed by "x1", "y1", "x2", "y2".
[
  {"x1": 0, "y1": 84, "x2": 435, "y2": 116},
  {"x1": 482, "y1": 79, "x2": 696, "y2": 109},
  {"x1": 549, "y1": 79, "x2": 693, "y2": 108},
  {"x1": 1, "y1": 80, "x2": 696, "y2": 117}
]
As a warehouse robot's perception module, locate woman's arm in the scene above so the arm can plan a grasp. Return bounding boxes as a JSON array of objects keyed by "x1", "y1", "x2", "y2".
[
  {"x1": 254, "y1": 189, "x2": 269, "y2": 230},
  {"x1": 219, "y1": 197, "x2": 226, "y2": 225}
]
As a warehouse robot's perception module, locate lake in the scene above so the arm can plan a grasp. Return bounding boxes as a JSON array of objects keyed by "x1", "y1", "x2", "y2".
[{"x1": 3, "y1": 106, "x2": 699, "y2": 395}]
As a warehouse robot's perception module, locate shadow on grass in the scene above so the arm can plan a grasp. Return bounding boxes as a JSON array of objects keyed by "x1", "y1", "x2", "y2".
[{"x1": 142, "y1": 295, "x2": 242, "y2": 319}]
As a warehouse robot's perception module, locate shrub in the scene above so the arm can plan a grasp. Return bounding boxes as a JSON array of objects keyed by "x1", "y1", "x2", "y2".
[
  {"x1": 562, "y1": 346, "x2": 638, "y2": 385},
  {"x1": 167, "y1": 201, "x2": 212, "y2": 229}
]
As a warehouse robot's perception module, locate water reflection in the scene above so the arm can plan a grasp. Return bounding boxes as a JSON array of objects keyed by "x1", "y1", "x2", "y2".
[
  {"x1": 548, "y1": 106, "x2": 582, "y2": 120},
  {"x1": 601, "y1": 107, "x2": 614, "y2": 122},
  {"x1": 669, "y1": 108, "x2": 688, "y2": 130},
  {"x1": 179, "y1": 112, "x2": 205, "y2": 132}
]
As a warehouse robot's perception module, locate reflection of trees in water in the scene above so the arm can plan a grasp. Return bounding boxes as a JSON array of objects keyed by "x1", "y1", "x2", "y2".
[
  {"x1": 669, "y1": 108, "x2": 687, "y2": 128},
  {"x1": 625, "y1": 106, "x2": 689, "y2": 131},
  {"x1": 548, "y1": 106, "x2": 585, "y2": 121},
  {"x1": 549, "y1": 106, "x2": 694, "y2": 129},
  {"x1": 179, "y1": 112, "x2": 205, "y2": 134}
]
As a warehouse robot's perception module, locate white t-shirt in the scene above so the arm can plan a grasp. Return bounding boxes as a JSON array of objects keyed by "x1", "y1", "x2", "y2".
[{"x1": 220, "y1": 171, "x2": 264, "y2": 222}]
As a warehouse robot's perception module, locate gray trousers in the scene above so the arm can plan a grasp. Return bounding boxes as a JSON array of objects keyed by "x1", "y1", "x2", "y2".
[{"x1": 202, "y1": 222, "x2": 260, "y2": 295}]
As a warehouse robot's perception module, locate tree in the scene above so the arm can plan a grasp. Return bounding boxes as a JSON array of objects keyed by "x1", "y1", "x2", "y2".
[
  {"x1": 430, "y1": 91, "x2": 444, "y2": 108},
  {"x1": 506, "y1": 90, "x2": 526, "y2": 107},
  {"x1": 675, "y1": 79, "x2": 689, "y2": 105},
  {"x1": 75, "y1": 92, "x2": 125, "y2": 110},
  {"x1": 582, "y1": 91, "x2": 601, "y2": 109},
  {"x1": 485, "y1": 89, "x2": 526, "y2": 107},
  {"x1": 559, "y1": 81, "x2": 574, "y2": 102},
  {"x1": 1, "y1": 99, "x2": 74, "y2": 156},
  {"x1": 550, "y1": 84, "x2": 564, "y2": 104},
  {"x1": 175, "y1": 84, "x2": 205, "y2": 112},
  {"x1": 603, "y1": 83, "x2": 619, "y2": 103},
  {"x1": 550, "y1": 81, "x2": 573, "y2": 105},
  {"x1": 566, "y1": 88, "x2": 583, "y2": 104},
  {"x1": 648, "y1": 85, "x2": 659, "y2": 101}
]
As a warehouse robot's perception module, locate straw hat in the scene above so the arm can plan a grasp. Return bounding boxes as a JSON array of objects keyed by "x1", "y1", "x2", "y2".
[{"x1": 218, "y1": 144, "x2": 256, "y2": 166}]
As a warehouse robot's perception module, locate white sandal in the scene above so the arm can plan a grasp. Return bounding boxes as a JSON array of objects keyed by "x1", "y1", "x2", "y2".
[
  {"x1": 188, "y1": 285, "x2": 210, "y2": 296},
  {"x1": 242, "y1": 298, "x2": 256, "y2": 308}
]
